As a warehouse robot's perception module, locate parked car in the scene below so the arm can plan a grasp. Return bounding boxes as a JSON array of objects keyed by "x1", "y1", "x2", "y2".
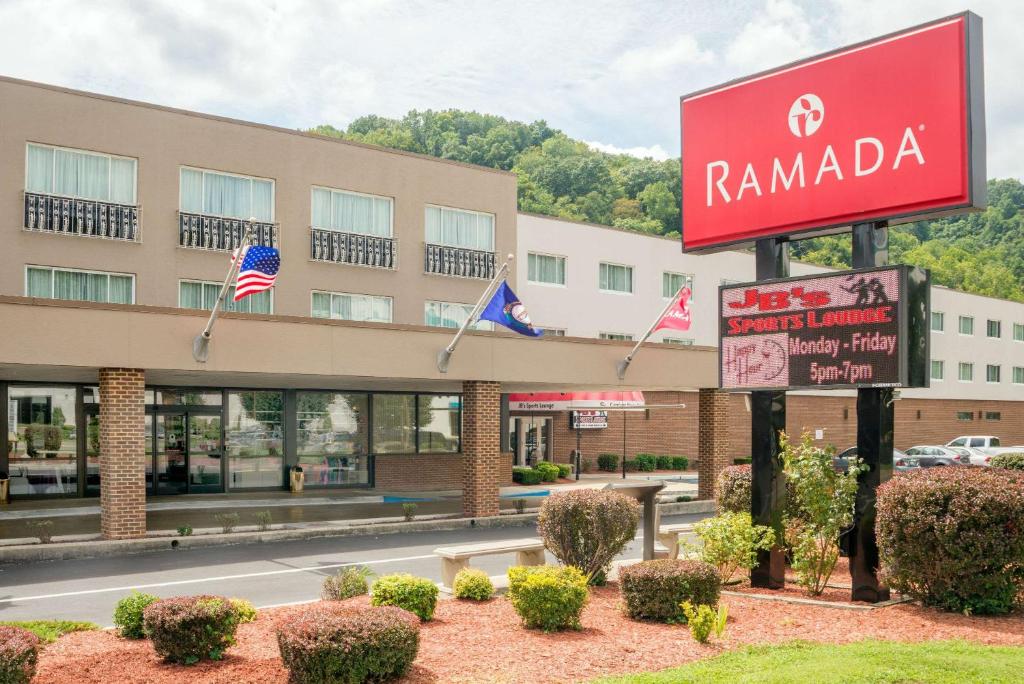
[
  {"x1": 833, "y1": 447, "x2": 919, "y2": 473},
  {"x1": 904, "y1": 445, "x2": 972, "y2": 467}
]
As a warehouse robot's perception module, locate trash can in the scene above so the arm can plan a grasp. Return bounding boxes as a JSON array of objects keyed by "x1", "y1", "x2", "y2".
[
  {"x1": 0, "y1": 471, "x2": 9, "y2": 504},
  {"x1": 289, "y1": 466, "x2": 305, "y2": 494}
]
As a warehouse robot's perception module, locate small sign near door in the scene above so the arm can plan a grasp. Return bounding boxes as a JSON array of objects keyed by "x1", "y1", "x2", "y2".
[{"x1": 572, "y1": 410, "x2": 608, "y2": 429}]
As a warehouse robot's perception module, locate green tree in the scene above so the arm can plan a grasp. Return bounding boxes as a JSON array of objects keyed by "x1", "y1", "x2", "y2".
[{"x1": 637, "y1": 181, "x2": 679, "y2": 233}]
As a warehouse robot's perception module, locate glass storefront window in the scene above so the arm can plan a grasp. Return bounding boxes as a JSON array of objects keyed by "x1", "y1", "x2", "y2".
[
  {"x1": 6, "y1": 386, "x2": 78, "y2": 496},
  {"x1": 297, "y1": 392, "x2": 369, "y2": 486},
  {"x1": 226, "y1": 391, "x2": 284, "y2": 489},
  {"x1": 372, "y1": 394, "x2": 416, "y2": 454},
  {"x1": 418, "y1": 395, "x2": 460, "y2": 453},
  {"x1": 153, "y1": 389, "x2": 222, "y2": 406}
]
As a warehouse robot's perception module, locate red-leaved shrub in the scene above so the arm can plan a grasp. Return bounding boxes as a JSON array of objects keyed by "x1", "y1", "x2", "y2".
[
  {"x1": 277, "y1": 605, "x2": 419, "y2": 683},
  {"x1": 877, "y1": 467, "x2": 1024, "y2": 614},
  {"x1": 0, "y1": 625, "x2": 40, "y2": 684},
  {"x1": 716, "y1": 465, "x2": 751, "y2": 514},
  {"x1": 619, "y1": 559, "x2": 721, "y2": 623},
  {"x1": 143, "y1": 595, "x2": 240, "y2": 664}
]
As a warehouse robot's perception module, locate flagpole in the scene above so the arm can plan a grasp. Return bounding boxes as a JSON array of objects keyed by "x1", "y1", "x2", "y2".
[
  {"x1": 192, "y1": 222, "x2": 254, "y2": 363},
  {"x1": 616, "y1": 283, "x2": 687, "y2": 379},
  {"x1": 437, "y1": 253, "x2": 514, "y2": 373}
]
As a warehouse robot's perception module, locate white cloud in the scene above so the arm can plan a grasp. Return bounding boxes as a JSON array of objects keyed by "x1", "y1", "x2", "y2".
[
  {"x1": 724, "y1": 0, "x2": 817, "y2": 72},
  {"x1": 585, "y1": 140, "x2": 673, "y2": 160},
  {"x1": 613, "y1": 37, "x2": 713, "y2": 78}
]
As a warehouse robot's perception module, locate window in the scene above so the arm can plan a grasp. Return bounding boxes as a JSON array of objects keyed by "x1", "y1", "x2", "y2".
[
  {"x1": 312, "y1": 291, "x2": 392, "y2": 323},
  {"x1": 425, "y1": 205, "x2": 494, "y2": 251},
  {"x1": 663, "y1": 337, "x2": 695, "y2": 346},
  {"x1": 1014, "y1": 367, "x2": 1024, "y2": 384},
  {"x1": 958, "y1": 315, "x2": 974, "y2": 335},
  {"x1": 6, "y1": 386, "x2": 79, "y2": 496},
  {"x1": 987, "y1": 364, "x2": 1001, "y2": 383},
  {"x1": 418, "y1": 395, "x2": 460, "y2": 453},
  {"x1": 26, "y1": 143, "x2": 137, "y2": 204},
  {"x1": 958, "y1": 362, "x2": 974, "y2": 382},
  {"x1": 527, "y1": 253, "x2": 566, "y2": 286},
  {"x1": 179, "y1": 280, "x2": 272, "y2": 314},
  {"x1": 311, "y1": 187, "x2": 392, "y2": 237},
  {"x1": 179, "y1": 167, "x2": 274, "y2": 222},
  {"x1": 26, "y1": 266, "x2": 134, "y2": 304},
  {"x1": 930, "y1": 360, "x2": 944, "y2": 380},
  {"x1": 930, "y1": 311, "x2": 944, "y2": 332},
  {"x1": 599, "y1": 262, "x2": 633, "y2": 294},
  {"x1": 372, "y1": 394, "x2": 416, "y2": 454},
  {"x1": 424, "y1": 301, "x2": 493, "y2": 330},
  {"x1": 600, "y1": 332, "x2": 634, "y2": 341},
  {"x1": 296, "y1": 392, "x2": 369, "y2": 485},
  {"x1": 956, "y1": 411, "x2": 974, "y2": 421},
  {"x1": 543, "y1": 328, "x2": 566, "y2": 337},
  {"x1": 1014, "y1": 323, "x2": 1024, "y2": 342},
  {"x1": 662, "y1": 272, "x2": 693, "y2": 299},
  {"x1": 226, "y1": 391, "x2": 283, "y2": 489},
  {"x1": 985, "y1": 412, "x2": 1002, "y2": 421},
  {"x1": 987, "y1": 319, "x2": 1002, "y2": 338}
]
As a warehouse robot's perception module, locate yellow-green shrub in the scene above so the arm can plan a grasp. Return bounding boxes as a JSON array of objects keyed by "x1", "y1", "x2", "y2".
[
  {"x1": 507, "y1": 565, "x2": 588, "y2": 631},
  {"x1": 452, "y1": 568, "x2": 494, "y2": 601}
]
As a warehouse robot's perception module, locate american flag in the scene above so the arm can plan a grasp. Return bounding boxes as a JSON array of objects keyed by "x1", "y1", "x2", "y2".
[{"x1": 233, "y1": 245, "x2": 280, "y2": 301}]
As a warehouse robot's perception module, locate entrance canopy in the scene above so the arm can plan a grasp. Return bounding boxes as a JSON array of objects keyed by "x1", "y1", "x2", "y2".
[{"x1": 508, "y1": 391, "x2": 645, "y2": 412}]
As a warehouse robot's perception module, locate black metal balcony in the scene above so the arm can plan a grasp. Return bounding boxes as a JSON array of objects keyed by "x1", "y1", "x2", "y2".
[
  {"x1": 24, "y1": 192, "x2": 139, "y2": 241},
  {"x1": 310, "y1": 228, "x2": 396, "y2": 269},
  {"x1": 178, "y1": 212, "x2": 278, "y2": 251},
  {"x1": 424, "y1": 243, "x2": 496, "y2": 279}
]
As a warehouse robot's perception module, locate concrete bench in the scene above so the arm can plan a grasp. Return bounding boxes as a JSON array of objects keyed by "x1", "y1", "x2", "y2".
[
  {"x1": 433, "y1": 537, "x2": 546, "y2": 590},
  {"x1": 656, "y1": 523, "x2": 695, "y2": 560}
]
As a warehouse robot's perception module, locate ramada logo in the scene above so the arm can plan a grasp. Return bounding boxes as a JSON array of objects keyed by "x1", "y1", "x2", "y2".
[{"x1": 788, "y1": 94, "x2": 824, "y2": 137}]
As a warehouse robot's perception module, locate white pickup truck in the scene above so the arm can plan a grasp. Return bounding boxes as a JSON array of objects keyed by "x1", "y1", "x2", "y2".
[{"x1": 946, "y1": 436, "x2": 1024, "y2": 465}]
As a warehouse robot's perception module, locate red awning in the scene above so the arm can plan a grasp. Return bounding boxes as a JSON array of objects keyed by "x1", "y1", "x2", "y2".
[{"x1": 508, "y1": 391, "x2": 645, "y2": 412}]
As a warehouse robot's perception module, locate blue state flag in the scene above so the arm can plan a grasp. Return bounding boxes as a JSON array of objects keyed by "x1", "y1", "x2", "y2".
[{"x1": 479, "y1": 281, "x2": 543, "y2": 337}]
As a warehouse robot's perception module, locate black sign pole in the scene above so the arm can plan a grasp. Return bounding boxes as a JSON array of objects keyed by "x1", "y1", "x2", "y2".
[
  {"x1": 750, "y1": 237, "x2": 789, "y2": 588},
  {"x1": 848, "y1": 221, "x2": 894, "y2": 602}
]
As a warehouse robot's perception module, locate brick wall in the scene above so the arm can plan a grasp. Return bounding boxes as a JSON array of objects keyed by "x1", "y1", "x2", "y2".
[
  {"x1": 697, "y1": 389, "x2": 731, "y2": 500},
  {"x1": 461, "y1": 380, "x2": 502, "y2": 517},
  {"x1": 99, "y1": 368, "x2": 146, "y2": 540}
]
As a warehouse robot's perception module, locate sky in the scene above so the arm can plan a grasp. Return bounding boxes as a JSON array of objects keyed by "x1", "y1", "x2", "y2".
[{"x1": 0, "y1": 0, "x2": 1020, "y2": 179}]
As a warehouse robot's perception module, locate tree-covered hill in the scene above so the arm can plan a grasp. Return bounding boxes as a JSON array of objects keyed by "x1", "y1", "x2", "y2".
[{"x1": 309, "y1": 111, "x2": 1024, "y2": 302}]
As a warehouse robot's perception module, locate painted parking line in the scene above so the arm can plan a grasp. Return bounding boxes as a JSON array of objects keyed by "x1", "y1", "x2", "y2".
[{"x1": 1, "y1": 553, "x2": 436, "y2": 603}]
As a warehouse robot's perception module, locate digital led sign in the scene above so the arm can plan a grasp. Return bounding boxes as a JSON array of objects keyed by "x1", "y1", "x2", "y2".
[{"x1": 719, "y1": 266, "x2": 929, "y2": 391}]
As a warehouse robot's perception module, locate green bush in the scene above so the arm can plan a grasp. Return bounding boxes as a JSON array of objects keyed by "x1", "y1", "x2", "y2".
[
  {"x1": 401, "y1": 502, "x2": 417, "y2": 521},
  {"x1": 991, "y1": 453, "x2": 1024, "y2": 470},
  {"x1": 253, "y1": 510, "x2": 272, "y2": 532},
  {"x1": 229, "y1": 598, "x2": 257, "y2": 624},
  {"x1": 671, "y1": 456, "x2": 689, "y2": 470},
  {"x1": 654, "y1": 455, "x2": 672, "y2": 470},
  {"x1": 323, "y1": 566, "x2": 373, "y2": 601},
  {"x1": 452, "y1": 568, "x2": 494, "y2": 601},
  {"x1": 716, "y1": 465, "x2": 751, "y2": 514},
  {"x1": 371, "y1": 574, "x2": 438, "y2": 621},
  {"x1": 877, "y1": 466, "x2": 1024, "y2": 615},
  {"x1": 680, "y1": 602, "x2": 728, "y2": 643},
  {"x1": 555, "y1": 463, "x2": 572, "y2": 479},
  {"x1": 689, "y1": 512, "x2": 776, "y2": 583},
  {"x1": 214, "y1": 512, "x2": 240, "y2": 534},
  {"x1": 619, "y1": 559, "x2": 721, "y2": 623},
  {"x1": 623, "y1": 459, "x2": 640, "y2": 472},
  {"x1": 597, "y1": 454, "x2": 619, "y2": 472},
  {"x1": 143, "y1": 595, "x2": 240, "y2": 664},
  {"x1": 507, "y1": 565, "x2": 588, "y2": 631},
  {"x1": 512, "y1": 466, "x2": 543, "y2": 485},
  {"x1": 0, "y1": 621, "x2": 97, "y2": 644},
  {"x1": 537, "y1": 489, "x2": 640, "y2": 583},
  {"x1": 277, "y1": 605, "x2": 419, "y2": 684},
  {"x1": 0, "y1": 626, "x2": 38, "y2": 684},
  {"x1": 177, "y1": 524, "x2": 193, "y2": 537},
  {"x1": 634, "y1": 454, "x2": 657, "y2": 472},
  {"x1": 734, "y1": 457, "x2": 752, "y2": 465},
  {"x1": 113, "y1": 591, "x2": 159, "y2": 639},
  {"x1": 534, "y1": 462, "x2": 560, "y2": 483}
]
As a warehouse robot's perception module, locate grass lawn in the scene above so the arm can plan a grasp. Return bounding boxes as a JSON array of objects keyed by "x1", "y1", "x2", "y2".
[
  {"x1": 594, "y1": 640, "x2": 1024, "y2": 684},
  {"x1": 0, "y1": 620, "x2": 99, "y2": 643}
]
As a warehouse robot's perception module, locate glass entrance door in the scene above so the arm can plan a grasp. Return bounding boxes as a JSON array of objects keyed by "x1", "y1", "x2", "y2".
[
  {"x1": 188, "y1": 415, "x2": 223, "y2": 493},
  {"x1": 154, "y1": 412, "x2": 223, "y2": 494},
  {"x1": 156, "y1": 414, "x2": 187, "y2": 494}
]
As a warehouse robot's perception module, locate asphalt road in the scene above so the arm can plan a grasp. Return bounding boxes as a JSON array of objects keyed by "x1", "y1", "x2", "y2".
[{"x1": 0, "y1": 513, "x2": 706, "y2": 626}]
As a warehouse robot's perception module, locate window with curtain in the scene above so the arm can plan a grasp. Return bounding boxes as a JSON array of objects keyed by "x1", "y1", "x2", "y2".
[
  {"x1": 931, "y1": 311, "x2": 945, "y2": 332},
  {"x1": 425, "y1": 205, "x2": 495, "y2": 251},
  {"x1": 311, "y1": 187, "x2": 392, "y2": 237},
  {"x1": 931, "y1": 360, "x2": 944, "y2": 380},
  {"x1": 26, "y1": 266, "x2": 134, "y2": 304},
  {"x1": 987, "y1": 364, "x2": 1001, "y2": 383},
  {"x1": 179, "y1": 167, "x2": 274, "y2": 221},
  {"x1": 424, "y1": 301, "x2": 493, "y2": 331},
  {"x1": 1013, "y1": 366, "x2": 1024, "y2": 384},
  {"x1": 311, "y1": 291, "x2": 392, "y2": 323},
  {"x1": 987, "y1": 320, "x2": 1002, "y2": 338},
  {"x1": 958, "y1": 315, "x2": 974, "y2": 335},
  {"x1": 600, "y1": 332, "x2": 634, "y2": 341},
  {"x1": 662, "y1": 272, "x2": 693, "y2": 298},
  {"x1": 527, "y1": 253, "x2": 566, "y2": 285},
  {"x1": 958, "y1": 362, "x2": 973, "y2": 381},
  {"x1": 599, "y1": 262, "x2": 633, "y2": 293},
  {"x1": 26, "y1": 143, "x2": 137, "y2": 204},
  {"x1": 1015, "y1": 323, "x2": 1024, "y2": 342},
  {"x1": 178, "y1": 280, "x2": 272, "y2": 314},
  {"x1": 663, "y1": 337, "x2": 695, "y2": 346}
]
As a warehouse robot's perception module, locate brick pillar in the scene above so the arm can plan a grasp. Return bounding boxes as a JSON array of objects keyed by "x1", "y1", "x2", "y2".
[
  {"x1": 99, "y1": 368, "x2": 147, "y2": 539},
  {"x1": 462, "y1": 380, "x2": 501, "y2": 518},
  {"x1": 697, "y1": 388, "x2": 731, "y2": 500}
]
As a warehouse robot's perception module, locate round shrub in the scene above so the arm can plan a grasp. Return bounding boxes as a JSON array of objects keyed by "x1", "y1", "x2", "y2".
[
  {"x1": 370, "y1": 574, "x2": 438, "y2": 621},
  {"x1": 507, "y1": 565, "x2": 588, "y2": 631},
  {"x1": 655, "y1": 455, "x2": 673, "y2": 470},
  {"x1": 555, "y1": 463, "x2": 572, "y2": 479},
  {"x1": 537, "y1": 489, "x2": 640, "y2": 583},
  {"x1": 671, "y1": 456, "x2": 689, "y2": 471},
  {"x1": 534, "y1": 462, "x2": 560, "y2": 482},
  {"x1": 877, "y1": 467, "x2": 1024, "y2": 615},
  {"x1": 143, "y1": 595, "x2": 240, "y2": 664},
  {"x1": 322, "y1": 566, "x2": 371, "y2": 601},
  {"x1": 716, "y1": 465, "x2": 751, "y2": 514},
  {"x1": 619, "y1": 559, "x2": 721, "y2": 623},
  {"x1": 597, "y1": 454, "x2": 619, "y2": 472},
  {"x1": 991, "y1": 452, "x2": 1024, "y2": 470},
  {"x1": 0, "y1": 626, "x2": 39, "y2": 684},
  {"x1": 512, "y1": 466, "x2": 543, "y2": 485},
  {"x1": 452, "y1": 568, "x2": 494, "y2": 601},
  {"x1": 112, "y1": 591, "x2": 158, "y2": 639},
  {"x1": 277, "y1": 605, "x2": 419, "y2": 684},
  {"x1": 229, "y1": 598, "x2": 258, "y2": 624}
]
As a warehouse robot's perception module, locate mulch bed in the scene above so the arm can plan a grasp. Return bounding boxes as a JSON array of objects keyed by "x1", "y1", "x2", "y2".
[{"x1": 35, "y1": 584, "x2": 1024, "y2": 684}]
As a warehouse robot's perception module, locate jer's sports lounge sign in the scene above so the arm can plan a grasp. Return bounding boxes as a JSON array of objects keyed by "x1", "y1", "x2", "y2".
[
  {"x1": 681, "y1": 12, "x2": 985, "y2": 253},
  {"x1": 719, "y1": 266, "x2": 929, "y2": 391}
]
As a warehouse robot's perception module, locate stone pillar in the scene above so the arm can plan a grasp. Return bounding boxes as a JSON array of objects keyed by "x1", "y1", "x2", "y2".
[
  {"x1": 462, "y1": 380, "x2": 502, "y2": 518},
  {"x1": 99, "y1": 368, "x2": 147, "y2": 540},
  {"x1": 697, "y1": 388, "x2": 731, "y2": 500}
]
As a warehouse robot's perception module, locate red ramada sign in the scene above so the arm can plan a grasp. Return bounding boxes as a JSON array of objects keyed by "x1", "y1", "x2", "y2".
[{"x1": 681, "y1": 12, "x2": 985, "y2": 253}]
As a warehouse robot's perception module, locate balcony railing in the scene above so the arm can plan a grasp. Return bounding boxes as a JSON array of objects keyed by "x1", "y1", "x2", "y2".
[
  {"x1": 424, "y1": 243, "x2": 496, "y2": 279},
  {"x1": 310, "y1": 228, "x2": 397, "y2": 269},
  {"x1": 24, "y1": 192, "x2": 139, "y2": 241},
  {"x1": 178, "y1": 212, "x2": 278, "y2": 251}
]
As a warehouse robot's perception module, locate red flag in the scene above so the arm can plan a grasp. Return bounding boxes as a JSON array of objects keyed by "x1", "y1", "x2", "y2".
[{"x1": 654, "y1": 287, "x2": 692, "y2": 332}]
